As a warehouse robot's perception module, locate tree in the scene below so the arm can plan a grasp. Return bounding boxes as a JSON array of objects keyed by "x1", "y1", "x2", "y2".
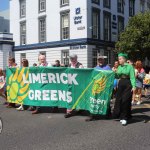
[{"x1": 115, "y1": 12, "x2": 150, "y2": 60}]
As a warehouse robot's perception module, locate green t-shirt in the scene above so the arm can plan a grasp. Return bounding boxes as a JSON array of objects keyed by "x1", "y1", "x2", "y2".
[{"x1": 116, "y1": 63, "x2": 136, "y2": 88}]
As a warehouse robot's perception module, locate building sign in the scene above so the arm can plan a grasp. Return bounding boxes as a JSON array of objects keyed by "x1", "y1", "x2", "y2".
[
  {"x1": 74, "y1": 7, "x2": 82, "y2": 25},
  {"x1": 70, "y1": 45, "x2": 87, "y2": 50},
  {"x1": 77, "y1": 26, "x2": 85, "y2": 30}
]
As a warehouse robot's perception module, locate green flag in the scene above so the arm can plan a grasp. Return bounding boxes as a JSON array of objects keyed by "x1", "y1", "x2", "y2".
[{"x1": 6, "y1": 67, "x2": 114, "y2": 115}]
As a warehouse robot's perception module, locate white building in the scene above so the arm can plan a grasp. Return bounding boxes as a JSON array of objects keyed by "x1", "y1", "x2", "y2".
[
  {"x1": 0, "y1": 33, "x2": 14, "y2": 69},
  {"x1": 10, "y1": 0, "x2": 150, "y2": 68}
]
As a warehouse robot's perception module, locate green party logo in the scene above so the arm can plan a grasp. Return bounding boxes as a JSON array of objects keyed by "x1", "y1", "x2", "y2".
[
  {"x1": 92, "y1": 76, "x2": 107, "y2": 96},
  {"x1": 7, "y1": 68, "x2": 30, "y2": 104}
]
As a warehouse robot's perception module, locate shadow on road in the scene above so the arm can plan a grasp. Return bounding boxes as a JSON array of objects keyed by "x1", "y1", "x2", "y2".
[{"x1": 130, "y1": 106, "x2": 150, "y2": 124}]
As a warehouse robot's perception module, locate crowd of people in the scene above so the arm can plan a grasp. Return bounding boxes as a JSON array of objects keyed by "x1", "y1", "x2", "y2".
[{"x1": 0, "y1": 53, "x2": 150, "y2": 126}]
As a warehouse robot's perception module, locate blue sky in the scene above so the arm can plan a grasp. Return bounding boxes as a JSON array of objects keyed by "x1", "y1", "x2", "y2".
[{"x1": 0, "y1": 0, "x2": 9, "y2": 11}]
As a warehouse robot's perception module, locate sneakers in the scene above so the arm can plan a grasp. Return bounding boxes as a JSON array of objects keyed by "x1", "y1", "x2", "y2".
[
  {"x1": 131, "y1": 101, "x2": 136, "y2": 105},
  {"x1": 136, "y1": 101, "x2": 142, "y2": 105},
  {"x1": 120, "y1": 120, "x2": 127, "y2": 126},
  {"x1": 16, "y1": 105, "x2": 24, "y2": 111}
]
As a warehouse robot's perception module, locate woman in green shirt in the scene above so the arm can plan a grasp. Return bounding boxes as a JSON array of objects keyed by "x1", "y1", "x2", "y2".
[{"x1": 112, "y1": 53, "x2": 136, "y2": 126}]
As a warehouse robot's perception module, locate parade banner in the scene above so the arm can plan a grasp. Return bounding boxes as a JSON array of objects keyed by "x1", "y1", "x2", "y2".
[{"x1": 6, "y1": 67, "x2": 114, "y2": 115}]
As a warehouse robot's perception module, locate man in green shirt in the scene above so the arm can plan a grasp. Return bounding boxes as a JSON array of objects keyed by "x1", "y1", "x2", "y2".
[{"x1": 112, "y1": 53, "x2": 136, "y2": 126}]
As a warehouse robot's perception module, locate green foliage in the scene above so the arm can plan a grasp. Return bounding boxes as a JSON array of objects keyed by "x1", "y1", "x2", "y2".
[{"x1": 116, "y1": 12, "x2": 150, "y2": 60}]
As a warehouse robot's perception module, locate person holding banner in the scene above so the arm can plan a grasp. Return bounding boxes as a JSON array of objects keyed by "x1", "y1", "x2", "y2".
[
  {"x1": 112, "y1": 53, "x2": 136, "y2": 126},
  {"x1": 16, "y1": 59, "x2": 29, "y2": 111},
  {"x1": 6, "y1": 57, "x2": 17, "y2": 108},
  {"x1": 95, "y1": 55, "x2": 111, "y2": 71},
  {"x1": 64, "y1": 54, "x2": 84, "y2": 118},
  {"x1": 86, "y1": 55, "x2": 112, "y2": 121},
  {"x1": 32, "y1": 54, "x2": 51, "y2": 114}
]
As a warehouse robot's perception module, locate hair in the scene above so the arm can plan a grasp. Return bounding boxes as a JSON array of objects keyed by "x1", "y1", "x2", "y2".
[
  {"x1": 33, "y1": 63, "x2": 37, "y2": 66},
  {"x1": 135, "y1": 60, "x2": 143, "y2": 70},
  {"x1": 55, "y1": 60, "x2": 60, "y2": 64},
  {"x1": 0, "y1": 68, "x2": 4, "y2": 76},
  {"x1": 9, "y1": 57, "x2": 15, "y2": 63},
  {"x1": 22, "y1": 59, "x2": 29, "y2": 67},
  {"x1": 114, "y1": 60, "x2": 119, "y2": 64},
  {"x1": 39, "y1": 54, "x2": 46, "y2": 60}
]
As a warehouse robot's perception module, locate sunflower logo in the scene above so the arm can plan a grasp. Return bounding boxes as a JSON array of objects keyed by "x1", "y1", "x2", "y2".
[
  {"x1": 7, "y1": 68, "x2": 29, "y2": 104},
  {"x1": 92, "y1": 76, "x2": 107, "y2": 96}
]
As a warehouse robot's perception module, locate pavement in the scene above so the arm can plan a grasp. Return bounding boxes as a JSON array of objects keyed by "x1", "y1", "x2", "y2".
[{"x1": 0, "y1": 96, "x2": 150, "y2": 150}]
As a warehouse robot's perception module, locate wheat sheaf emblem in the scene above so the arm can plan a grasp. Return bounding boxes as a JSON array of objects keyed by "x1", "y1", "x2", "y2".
[
  {"x1": 92, "y1": 76, "x2": 107, "y2": 96},
  {"x1": 7, "y1": 68, "x2": 29, "y2": 104}
]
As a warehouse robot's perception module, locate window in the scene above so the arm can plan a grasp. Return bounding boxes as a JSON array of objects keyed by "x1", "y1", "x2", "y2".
[
  {"x1": 129, "y1": 0, "x2": 135, "y2": 16},
  {"x1": 61, "y1": 12, "x2": 70, "y2": 40},
  {"x1": 118, "y1": 16, "x2": 124, "y2": 35},
  {"x1": 92, "y1": 8, "x2": 100, "y2": 39},
  {"x1": 147, "y1": 2, "x2": 150, "y2": 11},
  {"x1": 92, "y1": 49, "x2": 99, "y2": 67},
  {"x1": 103, "y1": 0, "x2": 111, "y2": 8},
  {"x1": 104, "y1": 50, "x2": 111, "y2": 65},
  {"x1": 60, "y1": 0, "x2": 69, "y2": 6},
  {"x1": 39, "y1": 17, "x2": 46, "y2": 43},
  {"x1": 62, "y1": 51, "x2": 69, "y2": 66},
  {"x1": 39, "y1": 0, "x2": 46, "y2": 12},
  {"x1": 140, "y1": 0, "x2": 145, "y2": 12},
  {"x1": 20, "y1": 0, "x2": 26, "y2": 18},
  {"x1": 92, "y1": 0, "x2": 100, "y2": 5},
  {"x1": 20, "y1": 22, "x2": 26, "y2": 45},
  {"x1": 117, "y1": 0, "x2": 124, "y2": 13},
  {"x1": 20, "y1": 53, "x2": 26, "y2": 66},
  {"x1": 103, "y1": 12, "x2": 111, "y2": 41}
]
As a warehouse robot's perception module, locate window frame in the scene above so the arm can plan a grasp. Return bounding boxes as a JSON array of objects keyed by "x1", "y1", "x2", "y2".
[
  {"x1": 129, "y1": 0, "x2": 135, "y2": 17},
  {"x1": 103, "y1": 11, "x2": 111, "y2": 41},
  {"x1": 60, "y1": 0, "x2": 69, "y2": 7},
  {"x1": 117, "y1": 0, "x2": 124, "y2": 14},
  {"x1": 140, "y1": 0, "x2": 145, "y2": 13},
  {"x1": 92, "y1": 0, "x2": 100, "y2": 5},
  {"x1": 60, "y1": 10, "x2": 70, "y2": 40},
  {"x1": 61, "y1": 50, "x2": 69, "y2": 66},
  {"x1": 103, "y1": 0, "x2": 111, "y2": 9},
  {"x1": 38, "y1": 16, "x2": 46, "y2": 43},
  {"x1": 92, "y1": 8, "x2": 100, "y2": 39},
  {"x1": 20, "y1": 53, "x2": 26, "y2": 67},
  {"x1": 118, "y1": 16, "x2": 124, "y2": 36},
  {"x1": 20, "y1": 21, "x2": 26, "y2": 45},
  {"x1": 20, "y1": 0, "x2": 26, "y2": 18},
  {"x1": 39, "y1": 0, "x2": 46, "y2": 13}
]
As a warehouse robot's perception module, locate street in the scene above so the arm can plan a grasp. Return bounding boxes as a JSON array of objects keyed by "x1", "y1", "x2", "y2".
[{"x1": 0, "y1": 97, "x2": 150, "y2": 150}]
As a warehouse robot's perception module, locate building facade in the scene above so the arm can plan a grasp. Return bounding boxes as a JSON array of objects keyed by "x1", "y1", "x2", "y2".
[
  {"x1": 10, "y1": 0, "x2": 150, "y2": 68},
  {"x1": 0, "y1": 9, "x2": 10, "y2": 33},
  {"x1": 0, "y1": 33, "x2": 14, "y2": 69}
]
